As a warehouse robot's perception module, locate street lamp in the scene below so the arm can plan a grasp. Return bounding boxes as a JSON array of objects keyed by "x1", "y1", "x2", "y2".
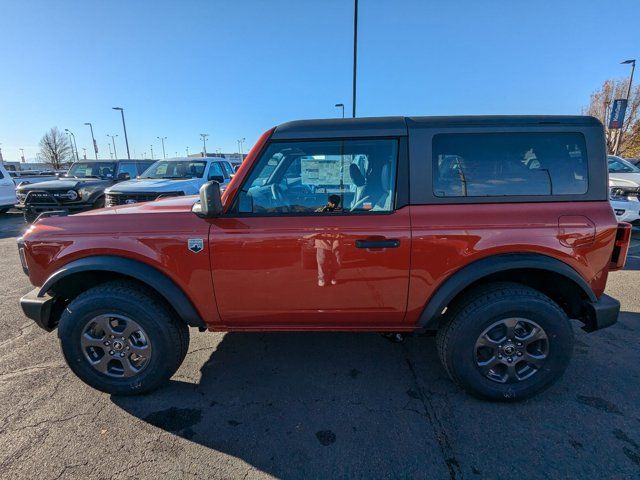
[
  {"x1": 107, "y1": 143, "x2": 113, "y2": 159},
  {"x1": 107, "y1": 134, "x2": 118, "y2": 160},
  {"x1": 84, "y1": 122, "x2": 99, "y2": 159},
  {"x1": 112, "y1": 107, "x2": 131, "y2": 159},
  {"x1": 186, "y1": 146, "x2": 190, "y2": 157},
  {"x1": 200, "y1": 133, "x2": 209, "y2": 156},
  {"x1": 150, "y1": 145, "x2": 154, "y2": 160},
  {"x1": 335, "y1": 103, "x2": 345, "y2": 118},
  {"x1": 157, "y1": 136, "x2": 167, "y2": 159},
  {"x1": 65, "y1": 129, "x2": 80, "y2": 161},
  {"x1": 352, "y1": 0, "x2": 358, "y2": 118},
  {"x1": 20, "y1": 148, "x2": 25, "y2": 163},
  {"x1": 614, "y1": 59, "x2": 636, "y2": 155},
  {"x1": 82, "y1": 148, "x2": 87, "y2": 159}
]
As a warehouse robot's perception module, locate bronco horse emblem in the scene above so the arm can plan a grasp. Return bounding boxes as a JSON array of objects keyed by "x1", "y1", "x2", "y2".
[{"x1": 187, "y1": 238, "x2": 204, "y2": 253}]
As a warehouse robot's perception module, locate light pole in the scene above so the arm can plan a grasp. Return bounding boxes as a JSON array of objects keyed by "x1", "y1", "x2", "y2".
[
  {"x1": 157, "y1": 136, "x2": 167, "y2": 159},
  {"x1": 614, "y1": 59, "x2": 636, "y2": 155},
  {"x1": 107, "y1": 143, "x2": 113, "y2": 159},
  {"x1": 335, "y1": 103, "x2": 345, "y2": 118},
  {"x1": 150, "y1": 145, "x2": 154, "y2": 160},
  {"x1": 112, "y1": 107, "x2": 131, "y2": 159},
  {"x1": 107, "y1": 134, "x2": 118, "y2": 160},
  {"x1": 186, "y1": 146, "x2": 190, "y2": 157},
  {"x1": 200, "y1": 133, "x2": 209, "y2": 156},
  {"x1": 84, "y1": 122, "x2": 99, "y2": 159},
  {"x1": 352, "y1": 0, "x2": 358, "y2": 118},
  {"x1": 82, "y1": 148, "x2": 87, "y2": 159},
  {"x1": 20, "y1": 148, "x2": 25, "y2": 163},
  {"x1": 65, "y1": 129, "x2": 80, "y2": 161}
]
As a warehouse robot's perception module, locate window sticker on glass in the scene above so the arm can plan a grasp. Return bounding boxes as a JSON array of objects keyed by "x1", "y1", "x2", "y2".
[{"x1": 301, "y1": 157, "x2": 353, "y2": 186}]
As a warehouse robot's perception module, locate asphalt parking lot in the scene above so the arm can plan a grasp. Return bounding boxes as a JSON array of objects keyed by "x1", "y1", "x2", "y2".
[{"x1": 0, "y1": 211, "x2": 639, "y2": 479}]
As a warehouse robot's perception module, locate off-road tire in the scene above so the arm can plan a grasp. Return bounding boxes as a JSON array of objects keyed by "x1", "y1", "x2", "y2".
[
  {"x1": 58, "y1": 280, "x2": 189, "y2": 395},
  {"x1": 93, "y1": 196, "x2": 105, "y2": 209},
  {"x1": 436, "y1": 282, "x2": 574, "y2": 401}
]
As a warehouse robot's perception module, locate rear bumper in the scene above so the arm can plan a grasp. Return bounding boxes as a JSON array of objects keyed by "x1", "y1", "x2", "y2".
[
  {"x1": 583, "y1": 294, "x2": 620, "y2": 332},
  {"x1": 20, "y1": 287, "x2": 56, "y2": 332}
]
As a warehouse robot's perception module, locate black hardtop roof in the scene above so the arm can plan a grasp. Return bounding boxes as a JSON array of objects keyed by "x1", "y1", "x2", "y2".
[{"x1": 272, "y1": 115, "x2": 601, "y2": 139}]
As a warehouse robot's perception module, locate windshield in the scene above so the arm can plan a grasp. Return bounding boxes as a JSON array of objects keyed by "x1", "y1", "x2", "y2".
[
  {"x1": 608, "y1": 156, "x2": 640, "y2": 173},
  {"x1": 141, "y1": 160, "x2": 207, "y2": 179},
  {"x1": 66, "y1": 162, "x2": 116, "y2": 178}
]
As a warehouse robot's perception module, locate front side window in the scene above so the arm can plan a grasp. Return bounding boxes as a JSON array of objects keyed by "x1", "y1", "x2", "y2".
[
  {"x1": 208, "y1": 162, "x2": 224, "y2": 180},
  {"x1": 67, "y1": 162, "x2": 116, "y2": 179},
  {"x1": 236, "y1": 139, "x2": 398, "y2": 214},
  {"x1": 141, "y1": 160, "x2": 207, "y2": 179},
  {"x1": 220, "y1": 161, "x2": 234, "y2": 177},
  {"x1": 433, "y1": 132, "x2": 588, "y2": 197},
  {"x1": 117, "y1": 162, "x2": 138, "y2": 179}
]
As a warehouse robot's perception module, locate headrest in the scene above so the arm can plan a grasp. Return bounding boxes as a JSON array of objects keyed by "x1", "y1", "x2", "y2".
[{"x1": 349, "y1": 163, "x2": 365, "y2": 187}]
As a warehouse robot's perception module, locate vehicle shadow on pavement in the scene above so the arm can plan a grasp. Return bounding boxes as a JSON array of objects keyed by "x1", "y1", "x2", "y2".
[{"x1": 112, "y1": 332, "x2": 460, "y2": 478}]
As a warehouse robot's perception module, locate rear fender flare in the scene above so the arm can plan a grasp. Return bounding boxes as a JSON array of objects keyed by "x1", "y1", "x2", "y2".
[{"x1": 418, "y1": 253, "x2": 597, "y2": 329}]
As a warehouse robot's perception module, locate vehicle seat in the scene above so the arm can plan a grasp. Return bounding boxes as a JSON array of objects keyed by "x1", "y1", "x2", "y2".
[
  {"x1": 349, "y1": 163, "x2": 366, "y2": 208},
  {"x1": 373, "y1": 162, "x2": 393, "y2": 210}
]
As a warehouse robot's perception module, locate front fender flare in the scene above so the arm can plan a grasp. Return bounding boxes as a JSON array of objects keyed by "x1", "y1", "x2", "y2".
[{"x1": 40, "y1": 255, "x2": 205, "y2": 328}]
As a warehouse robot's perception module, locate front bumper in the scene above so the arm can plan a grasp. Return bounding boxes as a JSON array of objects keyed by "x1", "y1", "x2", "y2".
[
  {"x1": 583, "y1": 294, "x2": 620, "y2": 333},
  {"x1": 20, "y1": 287, "x2": 56, "y2": 331}
]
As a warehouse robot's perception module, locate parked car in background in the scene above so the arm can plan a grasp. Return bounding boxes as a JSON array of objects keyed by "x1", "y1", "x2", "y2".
[
  {"x1": 18, "y1": 115, "x2": 629, "y2": 402},
  {"x1": 0, "y1": 163, "x2": 17, "y2": 213},
  {"x1": 15, "y1": 160, "x2": 154, "y2": 222},
  {"x1": 610, "y1": 187, "x2": 640, "y2": 223},
  {"x1": 608, "y1": 155, "x2": 640, "y2": 184},
  {"x1": 104, "y1": 157, "x2": 234, "y2": 207},
  {"x1": 10, "y1": 170, "x2": 63, "y2": 185}
]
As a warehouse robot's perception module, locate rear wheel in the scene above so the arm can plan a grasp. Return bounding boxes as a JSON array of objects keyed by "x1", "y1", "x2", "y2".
[
  {"x1": 436, "y1": 282, "x2": 574, "y2": 401},
  {"x1": 58, "y1": 280, "x2": 189, "y2": 395}
]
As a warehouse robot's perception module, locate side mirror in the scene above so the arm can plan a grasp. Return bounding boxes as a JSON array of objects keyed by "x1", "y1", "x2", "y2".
[
  {"x1": 117, "y1": 172, "x2": 130, "y2": 181},
  {"x1": 193, "y1": 181, "x2": 223, "y2": 218},
  {"x1": 209, "y1": 174, "x2": 224, "y2": 183}
]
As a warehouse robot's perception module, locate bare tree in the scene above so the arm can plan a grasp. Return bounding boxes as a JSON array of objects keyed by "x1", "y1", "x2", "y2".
[
  {"x1": 39, "y1": 127, "x2": 74, "y2": 169},
  {"x1": 583, "y1": 79, "x2": 640, "y2": 157}
]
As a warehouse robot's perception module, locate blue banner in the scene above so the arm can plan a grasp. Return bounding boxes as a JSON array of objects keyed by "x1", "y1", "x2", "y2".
[{"x1": 609, "y1": 98, "x2": 628, "y2": 129}]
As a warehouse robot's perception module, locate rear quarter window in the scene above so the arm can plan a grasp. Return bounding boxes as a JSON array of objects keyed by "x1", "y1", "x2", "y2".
[{"x1": 433, "y1": 132, "x2": 588, "y2": 197}]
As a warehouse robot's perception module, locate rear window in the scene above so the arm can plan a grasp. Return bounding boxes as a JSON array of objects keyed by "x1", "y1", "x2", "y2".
[{"x1": 433, "y1": 133, "x2": 588, "y2": 197}]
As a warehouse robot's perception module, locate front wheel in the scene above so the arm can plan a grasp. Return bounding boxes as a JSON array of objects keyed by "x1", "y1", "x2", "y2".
[
  {"x1": 436, "y1": 282, "x2": 574, "y2": 401},
  {"x1": 58, "y1": 280, "x2": 189, "y2": 395}
]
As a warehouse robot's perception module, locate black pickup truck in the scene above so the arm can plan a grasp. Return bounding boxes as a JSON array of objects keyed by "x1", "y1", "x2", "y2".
[{"x1": 15, "y1": 160, "x2": 154, "y2": 222}]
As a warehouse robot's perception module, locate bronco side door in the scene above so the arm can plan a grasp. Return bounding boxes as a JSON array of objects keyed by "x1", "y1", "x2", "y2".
[{"x1": 209, "y1": 128, "x2": 411, "y2": 329}]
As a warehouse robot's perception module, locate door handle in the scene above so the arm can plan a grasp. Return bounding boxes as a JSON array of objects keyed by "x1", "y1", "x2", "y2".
[{"x1": 355, "y1": 239, "x2": 400, "y2": 249}]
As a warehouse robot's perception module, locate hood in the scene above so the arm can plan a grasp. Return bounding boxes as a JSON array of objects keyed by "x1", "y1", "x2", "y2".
[
  {"x1": 76, "y1": 194, "x2": 199, "y2": 216},
  {"x1": 609, "y1": 176, "x2": 640, "y2": 188},
  {"x1": 17, "y1": 177, "x2": 109, "y2": 191},
  {"x1": 609, "y1": 172, "x2": 640, "y2": 186},
  {"x1": 106, "y1": 177, "x2": 202, "y2": 194}
]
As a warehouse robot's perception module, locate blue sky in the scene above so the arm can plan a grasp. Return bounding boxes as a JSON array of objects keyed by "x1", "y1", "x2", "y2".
[{"x1": 1, "y1": 0, "x2": 638, "y2": 162}]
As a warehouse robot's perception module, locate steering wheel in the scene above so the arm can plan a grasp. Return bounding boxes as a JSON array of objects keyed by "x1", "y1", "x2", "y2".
[{"x1": 271, "y1": 183, "x2": 285, "y2": 203}]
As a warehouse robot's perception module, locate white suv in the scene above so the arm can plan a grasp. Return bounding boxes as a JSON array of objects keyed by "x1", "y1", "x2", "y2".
[
  {"x1": 104, "y1": 157, "x2": 234, "y2": 207},
  {"x1": 0, "y1": 163, "x2": 17, "y2": 213}
]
